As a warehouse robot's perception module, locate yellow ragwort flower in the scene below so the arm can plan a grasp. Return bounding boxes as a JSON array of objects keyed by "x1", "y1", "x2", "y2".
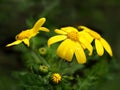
[
  {"x1": 6, "y1": 17, "x2": 49, "y2": 47},
  {"x1": 78, "y1": 26, "x2": 113, "y2": 56},
  {"x1": 51, "y1": 73, "x2": 61, "y2": 84},
  {"x1": 48, "y1": 26, "x2": 93, "y2": 64}
]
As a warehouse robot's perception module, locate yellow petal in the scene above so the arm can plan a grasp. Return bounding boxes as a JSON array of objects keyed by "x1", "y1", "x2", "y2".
[
  {"x1": 79, "y1": 37, "x2": 93, "y2": 56},
  {"x1": 23, "y1": 39, "x2": 30, "y2": 47},
  {"x1": 33, "y1": 17, "x2": 46, "y2": 32},
  {"x1": 57, "y1": 39, "x2": 75, "y2": 61},
  {"x1": 57, "y1": 39, "x2": 67, "y2": 60},
  {"x1": 78, "y1": 31, "x2": 94, "y2": 43},
  {"x1": 80, "y1": 43, "x2": 86, "y2": 49},
  {"x1": 55, "y1": 29, "x2": 67, "y2": 35},
  {"x1": 57, "y1": 39, "x2": 69, "y2": 61},
  {"x1": 95, "y1": 39, "x2": 104, "y2": 56},
  {"x1": 64, "y1": 47, "x2": 74, "y2": 62},
  {"x1": 78, "y1": 26, "x2": 101, "y2": 39},
  {"x1": 88, "y1": 30, "x2": 101, "y2": 39},
  {"x1": 64, "y1": 40, "x2": 75, "y2": 61},
  {"x1": 74, "y1": 42, "x2": 86, "y2": 64},
  {"x1": 39, "y1": 27, "x2": 49, "y2": 32},
  {"x1": 48, "y1": 35, "x2": 67, "y2": 47},
  {"x1": 78, "y1": 26, "x2": 90, "y2": 32},
  {"x1": 100, "y1": 38, "x2": 113, "y2": 56},
  {"x1": 61, "y1": 26, "x2": 78, "y2": 33},
  {"x1": 6, "y1": 40, "x2": 22, "y2": 47}
]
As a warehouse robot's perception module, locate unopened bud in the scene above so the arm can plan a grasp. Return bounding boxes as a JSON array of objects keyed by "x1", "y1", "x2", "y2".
[{"x1": 39, "y1": 65, "x2": 49, "y2": 75}]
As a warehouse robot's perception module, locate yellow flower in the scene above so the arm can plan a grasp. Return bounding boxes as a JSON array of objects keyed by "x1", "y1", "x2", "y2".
[
  {"x1": 78, "y1": 26, "x2": 113, "y2": 56},
  {"x1": 51, "y1": 73, "x2": 62, "y2": 84},
  {"x1": 6, "y1": 17, "x2": 49, "y2": 47},
  {"x1": 48, "y1": 26, "x2": 93, "y2": 64}
]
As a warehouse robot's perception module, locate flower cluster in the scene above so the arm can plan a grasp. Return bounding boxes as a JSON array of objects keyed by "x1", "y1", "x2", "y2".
[
  {"x1": 6, "y1": 17, "x2": 113, "y2": 64},
  {"x1": 48, "y1": 26, "x2": 113, "y2": 64}
]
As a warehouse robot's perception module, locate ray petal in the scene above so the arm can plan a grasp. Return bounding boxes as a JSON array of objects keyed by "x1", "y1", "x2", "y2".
[
  {"x1": 33, "y1": 18, "x2": 46, "y2": 32},
  {"x1": 78, "y1": 31, "x2": 94, "y2": 43},
  {"x1": 48, "y1": 35, "x2": 67, "y2": 47},
  {"x1": 23, "y1": 39, "x2": 30, "y2": 47},
  {"x1": 79, "y1": 37, "x2": 93, "y2": 56},
  {"x1": 61, "y1": 26, "x2": 78, "y2": 33},
  {"x1": 57, "y1": 39, "x2": 75, "y2": 62},
  {"x1": 95, "y1": 39, "x2": 104, "y2": 56},
  {"x1": 57, "y1": 39, "x2": 68, "y2": 60},
  {"x1": 55, "y1": 29, "x2": 67, "y2": 35},
  {"x1": 63, "y1": 39, "x2": 75, "y2": 61},
  {"x1": 6, "y1": 40, "x2": 22, "y2": 47},
  {"x1": 74, "y1": 42, "x2": 86, "y2": 64},
  {"x1": 78, "y1": 26, "x2": 101, "y2": 39},
  {"x1": 100, "y1": 38, "x2": 113, "y2": 56},
  {"x1": 39, "y1": 27, "x2": 49, "y2": 32}
]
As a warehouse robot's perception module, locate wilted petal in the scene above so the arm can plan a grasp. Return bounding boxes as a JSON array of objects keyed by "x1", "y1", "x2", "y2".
[
  {"x1": 95, "y1": 39, "x2": 104, "y2": 56},
  {"x1": 39, "y1": 27, "x2": 49, "y2": 32},
  {"x1": 23, "y1": 39, "x2": 30, "y2": 47},
  {"x1": 74, "y1": 42, "x2": 86, "y2": 64},
  {"x1": 100, "y1": 38, "x2": 113, "y2": 56},
  {"x1": 6, "y1": 40, "x2": 22, "y2": 47},
  {"x1": 55, "y1": 29, "x2": 67, "y2": 35},
  {"x1": 48, "y1": 35, "x2": 67, "y2": 47},
  {"x1": 33, "y1": 18, "x2": 46, "y2": 32}
]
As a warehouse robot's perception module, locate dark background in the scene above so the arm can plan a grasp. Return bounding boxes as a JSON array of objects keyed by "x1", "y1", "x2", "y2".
[{"x1": 0, "y1": 0, "x2": 120, "y2": 90}]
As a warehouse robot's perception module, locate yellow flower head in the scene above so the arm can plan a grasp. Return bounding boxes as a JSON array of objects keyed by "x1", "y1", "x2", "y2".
[
  {"x1": 78, "y1": 26, "x2": 113, "y2": 56},
  {"x1": 6, "y1": 17, "x2": 49, "y2": 47},
  {"x1": 48, "y1": 26, "x2": 93, "y2": 64},
  {"x1": 51, "y1": 73, "x2": 62, "y2": 84}
]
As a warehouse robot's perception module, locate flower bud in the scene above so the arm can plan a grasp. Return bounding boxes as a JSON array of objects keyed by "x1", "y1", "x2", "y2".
[
  {"x1": 51, "y1": 73, "x2": 62, "y2": 84},
  {"x1": 39, "y1": 47, "x2": 47, "y2": 55},
  {"x1": 39, "y1": 65, "x2": 49, "y2": 75}
]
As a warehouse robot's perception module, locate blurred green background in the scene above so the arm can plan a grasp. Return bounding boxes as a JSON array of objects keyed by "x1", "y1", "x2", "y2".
[{"x1": 0, "y1": 0, "x2": 120, "y2": 90}]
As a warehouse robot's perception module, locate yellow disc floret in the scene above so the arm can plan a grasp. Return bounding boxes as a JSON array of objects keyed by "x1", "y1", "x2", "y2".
[
  {"x1": 67, "y1": 31, "x2": 79, "y2": 41},
  {"x1": 15, "y1": 30, "x2": 33, "y2": 40}
]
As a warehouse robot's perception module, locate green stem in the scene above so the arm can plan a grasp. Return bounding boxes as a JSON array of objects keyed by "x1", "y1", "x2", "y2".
[
  {"x1": 29, "y1": 39, "x2": 50, "y2": 67},
  {"x1": 31, "y1": 51, "x2": 41, "y2": 64},
  {"x1": 31, "y1": 50, "x2": 50, "y2": 67}
]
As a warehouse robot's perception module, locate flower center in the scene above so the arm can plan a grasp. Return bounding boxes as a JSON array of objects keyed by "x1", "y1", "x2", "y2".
[
  {"x1": 67, "y1": 31, "x2": 79, "y2": 41},
  {"x1": 15, "y1": 30, "x2": 31, "y2": 40}
]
